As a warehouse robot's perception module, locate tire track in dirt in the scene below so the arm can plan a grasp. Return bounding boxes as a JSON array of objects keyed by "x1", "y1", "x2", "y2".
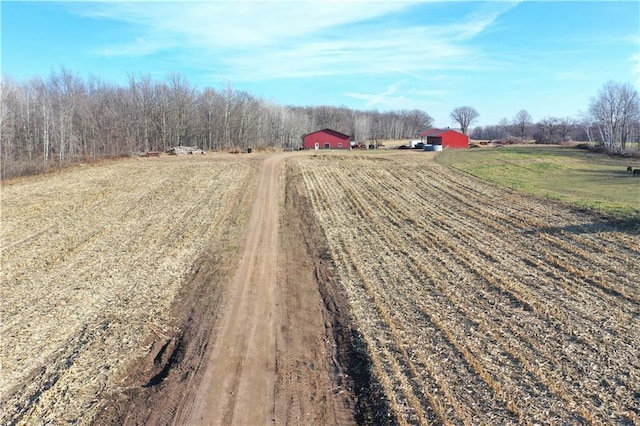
[
  {"x1": 176, "y1": 153, "x2": 357, "y2": 426},
  {"x1": 179, "y1": 155, "x2": 282, "y2": 425},
  {"x1": 272, "y1": 160, "x2": 357, "y2": 425}
]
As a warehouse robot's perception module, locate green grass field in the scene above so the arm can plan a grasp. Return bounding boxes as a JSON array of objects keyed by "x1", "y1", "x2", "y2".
[{"x1": 437, "y1": 145, "x2": 640, "y2": 217}]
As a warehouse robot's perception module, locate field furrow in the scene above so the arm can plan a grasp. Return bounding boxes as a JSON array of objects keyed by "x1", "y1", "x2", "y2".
[{"x1": 296, "y1": 153, "x2": 640, "y2": 425}]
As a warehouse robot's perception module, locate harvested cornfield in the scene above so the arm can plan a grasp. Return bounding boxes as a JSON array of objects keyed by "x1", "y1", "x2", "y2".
[
  {"x1": 3, "y1": 150, "x2": 639, "y2": 425},
  {"x1": 0, "y1": 156, "x2": 257, "y2": 423},
  {"x1": 296, "y1": 153, "x2": 640, "y2": 424}
]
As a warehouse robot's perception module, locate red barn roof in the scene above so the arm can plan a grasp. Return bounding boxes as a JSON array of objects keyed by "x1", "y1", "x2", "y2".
[
  {"x1": 419, "y1": 128, "x2": 444, "y2": 137},
  {"x1": 303, "y1": 128, "x2": 350, "y2": 139}
]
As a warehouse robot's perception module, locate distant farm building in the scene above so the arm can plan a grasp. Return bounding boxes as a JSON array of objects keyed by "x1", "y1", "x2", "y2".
[
  {"x1": 303, "y1": 129, "x2": 351, "y2": 150},
  {"x1": 420, "y1": 128, "x2": 469, "y2": 149}
]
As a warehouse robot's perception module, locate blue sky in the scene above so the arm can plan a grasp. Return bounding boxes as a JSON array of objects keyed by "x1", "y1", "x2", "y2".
[{"x1": 2, "y1": 1, "x2": 639, "y2": 127}]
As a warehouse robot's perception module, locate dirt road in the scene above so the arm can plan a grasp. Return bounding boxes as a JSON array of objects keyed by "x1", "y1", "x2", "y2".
[
  {"x1": 174, "y1": 153, "x2": 355, "y2": 425},
  {"x1": 178, "y1": 154, "x2": 279, "y2": 424}
]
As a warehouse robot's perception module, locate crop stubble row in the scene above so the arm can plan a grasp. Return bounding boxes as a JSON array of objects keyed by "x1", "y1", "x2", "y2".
[
  {"x1": 296, "y1": 154, "x2": 639, "y2": 425},
  {"x1": 0, "y1": 157, "x2": 256, "y2": 424}
]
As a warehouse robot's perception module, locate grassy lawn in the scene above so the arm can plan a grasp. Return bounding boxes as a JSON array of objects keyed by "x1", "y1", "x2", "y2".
[{"x1": 437, "y1": 145, "x2": 640, "y2": 217}]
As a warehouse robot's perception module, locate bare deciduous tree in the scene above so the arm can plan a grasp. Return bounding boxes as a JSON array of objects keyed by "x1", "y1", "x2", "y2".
[
  {"x1": 128, "y1": 73, "x2": 156, "y2": 152},
  {"x1": 588, "y1": 81, "x2": 640, "y2": 152},
  {"x1": 576, "y1": 113, "x2": 596, "y2": 143},
  {"x1": 534, "y1": 117, "x2": 562, "y2": 144},
  {"x1": 512, "y1": 109, "x2": 532, "y2": 142},
  {"x1": 197, "y1": 88, "x2": 218, "y2": 151},
  {"x1": 402, "y1": 109, "x2": 433, "y2": 138},
  {"x1": 353, "y1": 113, "x2": 371, "y2": 143},
  {"x1": 450, "y1": 106, "x2": 479, "y2": 135},
  {"x1": 557, "y1": 117, "x2": 576, "y2": 142},
  {"x1": 164, "y1": 73, "x2": 197, "y2": 147}
]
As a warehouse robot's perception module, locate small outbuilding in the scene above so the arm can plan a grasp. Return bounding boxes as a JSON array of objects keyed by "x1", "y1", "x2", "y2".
[
  {"x1": 420, "y1": 128, "x2": 469, "y2": 149},
  {"x1": 303, "y1": 129, "x2": 351, "y2": 150}
]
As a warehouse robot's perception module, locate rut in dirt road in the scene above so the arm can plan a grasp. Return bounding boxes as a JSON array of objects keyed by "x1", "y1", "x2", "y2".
[{"x1": 179, "y1": 155, "x2": 282, "y2": 425}]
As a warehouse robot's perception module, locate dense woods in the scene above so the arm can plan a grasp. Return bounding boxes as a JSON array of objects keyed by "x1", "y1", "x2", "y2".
[{"x1": 0, "y1": 70, "x2": 433, "y2": 179}]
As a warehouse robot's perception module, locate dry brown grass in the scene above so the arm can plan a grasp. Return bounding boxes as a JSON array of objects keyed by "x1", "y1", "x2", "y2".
[
  {"x1": 296, "y1": 152, "x2": 640, "y2": 424},
  {"x1": 0, "y1": 156, "x2": 257, "y2": 424}
]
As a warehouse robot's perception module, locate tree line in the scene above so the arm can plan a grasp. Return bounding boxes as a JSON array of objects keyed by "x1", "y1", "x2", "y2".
[
  {"x1": 469, "y1": 81, "x2": 640, "y2": 150},
  {"x1": 0, "y1": 69, "x2": 433, "y2": 179},
  {"x1": 470, "y1": 113, "x2": 583, "y2": 144},
  {"x1": 2, "y1": 70, "x2": 638, "y2": 179}
]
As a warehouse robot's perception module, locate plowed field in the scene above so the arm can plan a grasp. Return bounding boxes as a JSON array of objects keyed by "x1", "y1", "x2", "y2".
[
  {"x1": 2, "y1": 150, "x2": 639, "y2": 425},
  {"x1": 296, "y1": 153, "x2": 640, "y2": 424}
]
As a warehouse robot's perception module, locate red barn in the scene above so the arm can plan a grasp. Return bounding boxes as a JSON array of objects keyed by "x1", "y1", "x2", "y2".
[
  {"x1": 420, "y1": 128, "x2": 468, "y2": 148},
  {"x1": 303, "y1": 129, "x2": 350, "y2": 150}
]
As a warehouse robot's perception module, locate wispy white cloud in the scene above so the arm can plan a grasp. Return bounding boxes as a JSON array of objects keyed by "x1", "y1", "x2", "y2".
[
  {"x1": 448, "y1": 1, "x2": 522, "y2": 39},
  {"x1": 80, "y1": 1, "x2": 518, "y2": 82},
  {"x1": 214, "y1": 28, "x2": 477, "y2": 81},
  {"x1": 345, "y1": 79, "x2": 449, "y2": 111},
  {"x1": 85, "y1": 2, "x2": 415, "y2": 50}
]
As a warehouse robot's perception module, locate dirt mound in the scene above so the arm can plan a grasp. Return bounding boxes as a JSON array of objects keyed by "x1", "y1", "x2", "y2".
[{"x1": 92, "y1": 249, "x2": 234, "y2": 425}]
